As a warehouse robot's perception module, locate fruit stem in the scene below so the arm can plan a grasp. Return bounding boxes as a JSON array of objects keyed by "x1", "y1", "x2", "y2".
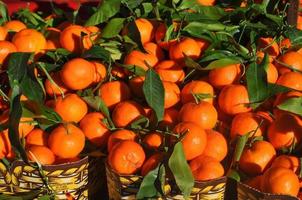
[
  {"x1": 0, "y1": 88, "x2": 9, "y2": 102},
  {"x1": 28, "y1": 151, "x2": 57, "y2": 197},
  {"x1": 36, "y1": 62, "x2": 65, "y2": 98}
]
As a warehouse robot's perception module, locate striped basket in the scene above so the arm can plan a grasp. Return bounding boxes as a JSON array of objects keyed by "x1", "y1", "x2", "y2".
[
  {"x1": 106, "y1": 162, "x2": 226, "y2": 200},
  {"x1": 0, "y1": 156, "x2": 106, "y2": 200},
  {"x1": 237, "y1": 182, "x2": 299, "y2": 200}
]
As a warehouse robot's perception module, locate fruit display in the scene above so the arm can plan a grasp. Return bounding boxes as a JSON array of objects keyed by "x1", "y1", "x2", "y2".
[{"x1": 0, "y1": 0, "x2": 302, "y2": 199}]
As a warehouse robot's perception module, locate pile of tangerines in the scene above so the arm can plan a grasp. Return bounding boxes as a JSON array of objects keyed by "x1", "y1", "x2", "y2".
[{"x1": 0, "y1": 0, "x2": 302, "y2": 199}]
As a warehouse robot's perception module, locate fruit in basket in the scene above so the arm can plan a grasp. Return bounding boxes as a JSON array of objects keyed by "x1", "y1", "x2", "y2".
[
  {"x1": 141, "y1": 153, "x2": 163, "y2": 176},
  {"x1": 266, "y1": 63, "x2": 279, "y2": 84},
  {"x1": 276, "y1": 72, "x2": 302, "y2": 91},
  {"x1": 257, "y1": 37, "x2": 279, "y2": 57},
  {"x1": 12, "y1": 28, "x2": 46, "y2": 54},
  {"x1": 155, "y1": 23, "x2": 178, "y2": 50},
  {"x1": 124, "y1": 50, "x2": 159, "y2": 71},
  {"x1": 0, "y1": 110, "x2": 34, "y2": 138},
  {"x1": 189, "y1": 155, "x2": 224, "y2": 181},
  {"x1": 0, "y1": 27, "x2": 8, "y2": 41},
  {"x1": 197, "y1": 0, "x2": 216, "y2": 6},
  {"x1": 276, "y1": 51, "x2": 302, "y2": 74},
  {"x1": 3, "y1": 20, "x2": 26, "y2": 32},
  {"x1": 108, "y1": 140, "x2": 145, "y2": 175},
  {"x1": 134, "y1": 18, "x2": 154, "y2": 44},
  {"x1": 154, "y1": 60, "x2": 185, "y2": 83},
  {"x1": 0, "y1": 130, "x2": 12, "y2": 159},
  {"x1": 239, "y1": 140, "x2": 276, "y2": 176},
  {"x1": 129, "y1": 76, "x2": 145, "y2": 98},
  {"x1": 2, "y1": 1, "x2": 302, "y2": 198},
  {"x1": 59, "y1": 25, "x2": 92, "y2": 53},
  {"x1": 202, "y1": 129, "x2": 227, "y2": 162},
  {"x1": 208, "y1": 64, "x2": 241, "y2": 89},
  {"x1": 27, "y1": 145, "x2": 55, "y2": 165},
  {"x1": 180, "y1": 80, "x2": 214, "y2": 104},
  {"x1": 162, "y1": 81, "x2": 180, "y2": 108},
  {"x1": 143, "y1": 132, "x2": 162, "y2": 149},
  {"x1": 178, "y1": 101, "x2": 218, "y2": 129},
  {"x1": 267, "y1": 113, "x2": 302, "y2": 150},
  {"x1": 144, "y1": 42, "x2": 165, "y2": 61},
  {"x1": 26, "y1": 128, "x2": 49, "y2": 146},
  {"x1": 107, "y1": 129, "x2": 137, "y2": 152},
  {"x1": 60, "y1": 58, "x2": 95, "y2": 90},
  {"x1": 159, "y1": 107, "x2": 179, "y2": 129},
  {"x1": 112, "y1": 101, "x2": 145, "y2": 128},
  {"x1": 54, "y1": 94, "x2": 88, "y2": 123},
  {"x1": 79, "y1": 112, "x2": 110, "y2": 147},
  {"x1": 0, "y1": 41, "x2": 16, "y2": 64},
  {"x1": 99, "y1": 80, "x2": 131, "y2": 110},
  {"x1": 261, "y1": 167, "x2": 300, "y2": 196},
  {"x1": 244, "y1": 175, "x2": 263, "y2": 191},
  {"x1": 218, "y1": 84, "x2": 251, "y2": 115},
  {"x1": 271, "y1": 155, "x2": 300, "y2": 173},
  {"x1": 48, "y1": 124, "x2": 85, "y2": 159},
  {"x1": 173, "y1": 122, "x2": 207, "y2": 160},
  {"x1": 230, "y1": 112, "x2": 264, "y2": 139},
  {"x1": 169, "y1": 37, "x2": 201, "y2": 64},
  {"x1": 44, "y1": 73, "x2": 69, "y2": 97},
  {"x1": 91, "y1": 61, "x2": 107, "y2": 84}
]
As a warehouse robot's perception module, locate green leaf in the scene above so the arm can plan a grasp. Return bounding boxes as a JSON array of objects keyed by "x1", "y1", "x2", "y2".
[
  {"x1": 7, "y1": 53, "x2": 43, "y2": 102},
  {"x1": 37, "y1": 195, "x2": 52, "y2": 200},
  {"x1": 184, "y1": 56, "x2": 204, "y2": 70},
  {"x1": 277, "y1": 97, "x2": 302, "y2": 117},
  {"x1": 82, "y1": 96, "x2": 115, "y2": 128},
  {"x1": 82, "y1": 45, "x2": 111, "y2": 63},
  {"x1": 121, "y1": 0, "x2": 144, "y2": 9},
  {"x1": 36, "y1": 62, "x2": 60, "y2": 73},
  {"x1": 168, "y1": 142, "x2": 194, "y2": 198},
  {"x1": 120, "y1": 64, "x2": 146, "y2": 76},
  {"x1": 227, "y1": 169, "x2": 241, "y2": 182},
  {"x1": 183, "y1": 22, "x2": 239, "y2": 33},
  {"x1": 20, "y1": 66, "x2": 44, "y2": 103},
  {"x1": 156, "y1": 164, "x2": 166, "y2": 196},
  {"x1": 233, "y1": 134, "x2": 249, "y2": 162},
  {"x1": 164, "y1": 23, "x2": 176, "y2": 42},
  {"x1": 143, "y1": 68, "x2": 165, "y2": 122},
  {"x1": 101, "y1": 18, "x2": 125, "y2": 38},
  {"x1": 8, "y1": 94, "x2": 28, "y2": 162},
  {"x1": 193, "y1": 4, "x2": 226, "y2": 19},
  {"x1": 267, "y1": 84, "x2": 291, "y2": 96},
  {"x1": 130, "y1": 115, "x2": 150, "y2": 129},
  {"x1": 284, "y1": 28, "x2": 302, "y2": 46},
  {"x1": 7, "y1": 52, "x2": 31, "y2": 86},
  {"x1": 184, "y1": 55, "x2": 204, "y2": 70},
  {"x1": 0, "y1": 1, "x2": 9, "y2": 23},
  {"x1": 22, "y1": 102, "x2": 61, "y2": 130},
  {"x1": 199, "y1": 50, "x2": 236, "y2": 63},
  {"x1": 85, "y1": 0, "x2": 121, "y2": 26},
  {"x1": 136, "y1": 164, "x2": 162, "y2": 199},
  {"x1": 14, "y1": 8, "x2": 47, "y2": 30},
  {"x1": 246, "y1": 54, "x2": 269, "y2": 109},
  {"x1": 203, "y1": 58, "x2": 241, "y2": 70},
  {"x1": 127, "y1": 20, "x2": 145, "y2": 52},
  {"x1": 193, "y1": 93, "x2": 214, "y2": 104}
]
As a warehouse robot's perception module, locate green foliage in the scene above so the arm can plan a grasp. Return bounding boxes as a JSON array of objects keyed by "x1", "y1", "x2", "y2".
[
  {"x1": 277, "y1": 97, "x2": 302, "y2": 117},
  {"x1": 168, "y1": 142, "x2": 194, "y2": 198},
  {"x1": 143, "y1": 68, "x2": 165, "y2": 122},
  {"x1": 85, "y1": 0, "x2": 121, "y2": 26}
]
